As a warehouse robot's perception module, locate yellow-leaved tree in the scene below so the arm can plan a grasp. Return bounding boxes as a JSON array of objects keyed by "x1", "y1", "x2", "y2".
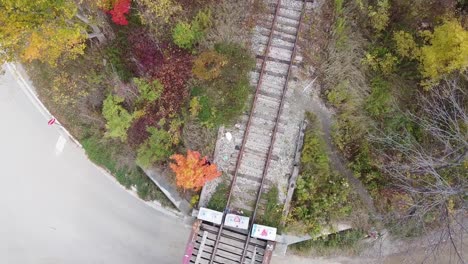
[
  {"x1": 419, "y1": 20, "x2": 468, "y2": 87},
  {"x1": 394, "y1": 19, "x2": 468, "y2": 88},
  {"x1": 0, "y1": 0, "x2": 86, "y2": 65},
  {"x1": 170, "y1": 150, "x2": 221, "y2": 191}
]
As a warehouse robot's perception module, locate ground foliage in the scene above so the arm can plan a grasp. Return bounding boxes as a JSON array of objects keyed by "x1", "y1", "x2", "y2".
[
  {"x1": 190, "y1": 42, "x2": 255, "y2": 127},
  {"x1": 317, "y1": 0, "x2": 468, "y2": 253},
  {"x1": 290, "y1": 114, "x2": 351, "y2": 236}
]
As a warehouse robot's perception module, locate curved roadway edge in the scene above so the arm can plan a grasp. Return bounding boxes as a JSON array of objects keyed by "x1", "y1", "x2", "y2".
[{"x1": 4, "y1": 62, "x2": 185, "y2": 220}]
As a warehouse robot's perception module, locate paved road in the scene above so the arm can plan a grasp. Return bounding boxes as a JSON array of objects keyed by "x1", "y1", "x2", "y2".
[{"x1": 0, "y1": 66, "x2": 189, "y2": 264}]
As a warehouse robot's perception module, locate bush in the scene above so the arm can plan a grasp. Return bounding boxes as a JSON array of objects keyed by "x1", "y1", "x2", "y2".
[
  {"x1": 104, "y1": 35, "x2": 132, "y2": 82},
  {"x1": 193, "y1": 51, "x2": 228, "y2": 80},
  {"x1": 102, "y1": 94, "x2": 135, "y2": 142},
  {"x1": 172, "y1": 9, "x2": 212, "y2": 50},
  {"x1": 133, "y1": 77, "x2": 163, "y2": 105},
  {"x1": 418, "y1": 19, "x2": 468, "y2": 87},
  {"x1": 364, "y1": 77, "x2": 393, "y2": 118},
  {"x1": 291, "y1": 115, "x2": 351, "y2": 235},
  {"x1": 127, "y1": 46, "x2": 192, "y2": 146},
  {"x1": 350, "y1": 143, "x2": 382, "y2": 193},
  {"x1": 367, "y1": 0, "x2": 390, "y2": 33},
  {"x1": 173, "y1": 22, "x2": 198, "y2": 50},
  {"x1": 136, "y1": 126, "x2": 175, "y2": 167},
  {"x1": 290, "y1": 229, "x2": 365, "y2": 255}
]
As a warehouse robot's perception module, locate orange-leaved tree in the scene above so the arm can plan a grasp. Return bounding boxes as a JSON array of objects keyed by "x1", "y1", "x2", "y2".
[{"x1": 170, "y1": 150, "x2": 221, "y2": 190}]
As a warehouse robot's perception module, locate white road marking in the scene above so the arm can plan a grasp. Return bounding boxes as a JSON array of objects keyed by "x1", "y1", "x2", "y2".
[{"x1": 55, "y1": 135, "x2": 67, "y2": 155}]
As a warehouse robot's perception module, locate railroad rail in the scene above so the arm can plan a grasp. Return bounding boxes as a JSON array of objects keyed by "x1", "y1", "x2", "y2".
[{"x1": 186, "y1": 0, "x2": 307, "y2": 263}]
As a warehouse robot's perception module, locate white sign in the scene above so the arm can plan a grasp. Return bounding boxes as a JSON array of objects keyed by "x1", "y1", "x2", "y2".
[
  {"x1": 197, "y1": 207, "x2": 223, "y2": 225},
  {"x1": 224, "y1": 214, "x2": 249, "y2": 230},
  {"x1": 251, "y1": 224, "x2": 277, "y2": 241}
]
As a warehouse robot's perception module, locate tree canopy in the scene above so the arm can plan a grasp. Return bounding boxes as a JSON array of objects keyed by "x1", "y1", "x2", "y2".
[
  {"x1": 0, "y1": 0, "x2": 86, "y2": 65},
  {"x1": 170, "y1": 150, "x2": 221, "y2": 190}
]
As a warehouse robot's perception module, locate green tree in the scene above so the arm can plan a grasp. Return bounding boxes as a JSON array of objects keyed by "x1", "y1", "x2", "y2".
[
  {"x1": 136, "y1": 127, "x2": 174, "y2": 167},
  {"x1": 102, "y1": 94, "x2": 135, "y2": 142},
  {"x1": 0, "y1": 0, "x2": 87, "y2": 65}
]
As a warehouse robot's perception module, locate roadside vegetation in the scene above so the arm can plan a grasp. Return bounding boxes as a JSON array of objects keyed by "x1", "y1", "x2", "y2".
[{"x1": 0, "y1": 0, "x2": 256, "y2": 205}]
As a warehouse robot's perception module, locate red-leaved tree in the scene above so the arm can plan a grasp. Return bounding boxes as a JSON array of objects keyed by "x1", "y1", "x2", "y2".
[
  {"x1": 170, "y1": 150, "x2": 221, "y2": 191},
  {"x1": 99, "y1": 0, "x2": 131, "y2": 25}
]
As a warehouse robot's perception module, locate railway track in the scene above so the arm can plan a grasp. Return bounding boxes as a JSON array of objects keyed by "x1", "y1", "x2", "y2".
[{"x1": 187, "y1": 0, "x2": 307, "y2": 263}]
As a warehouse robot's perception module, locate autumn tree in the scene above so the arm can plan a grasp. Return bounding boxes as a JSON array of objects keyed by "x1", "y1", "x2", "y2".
[
  {"x1": 0, "y1": 0, "x2": 86, "y2": 65},
  {"x1": 394, "y1": 19, "x2": 468, "y2": 87},
  {"x1": 170, "y1": 150, "x2": 221, "y2": 190},
  {"x1": 98, "y1": 0, "x2": 131, "y2": 25},
  {"x1": 419, "y1": 19, "x2": 468, "y2": 87}
]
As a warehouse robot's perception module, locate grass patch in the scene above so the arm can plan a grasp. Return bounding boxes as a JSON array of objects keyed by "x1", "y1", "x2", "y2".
[
  {"x1": 192, "y1": 42, "x2": 255, "y2": 126},
  {"x1": 82, "y1": 135, "x2": 174, "y2": 207},
  {"x1": 207, "y1": 181, "x2": 228, "y2": 211},
  {"x1": 257, "y1": 186, "x2": 283, "y2": 230},
  {"x1": 290, "y1": 229, "x2": 365, "y2": 255}
]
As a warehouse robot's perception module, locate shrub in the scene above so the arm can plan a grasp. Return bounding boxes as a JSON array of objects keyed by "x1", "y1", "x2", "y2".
[
  {"x1": 136, "y1": 126, "x2": 174, "y2": 167},
  {"x1": 350, "y1": 143, "x2": 382, "y2": 192},
  {"x1": 172, "y1": 9, "x2": 212, "y2": 50},
  {"x1": 367, "y1": 0, "x2": 390, "y2": 33},
  {"x1": 173, "y1": 22, "x2": 198, "y2": 50},
  {"x1": 364, "y1": 77, "x2": 393, "y2": 118},
  {"x1": 127, "y1": 46, "x2": 192, "y2": 146},
  {"x1": 290, "y1": 229, "x2": 365, "y2": 254},
  {"x1": 189, "y1": 96, "x2": 201, "y2": 117},
  {"x1": 363, "y1": 50, "x2": 398, "y2": 75},
  {"x1": 291, "y1": 115, "x2": 351, "y2": 235},
  {"x1": 102, "y1": 94, "x2": 135, "y2": 142},
  {"x1": 393, "y1": 30, "x2": 418, "y2": 59},
  {"x1": 136, "y1": 0, "x2": 182, "y2": 24},
  {"x1": 104, "y1": 33, "x2": 132, "y2": 82},
  {"x1": 193, "y1": 51, "x2": 228, "y2": 80},
  {"x1": 133, "y1": 77, "x2": 163, "y2": 105}
]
